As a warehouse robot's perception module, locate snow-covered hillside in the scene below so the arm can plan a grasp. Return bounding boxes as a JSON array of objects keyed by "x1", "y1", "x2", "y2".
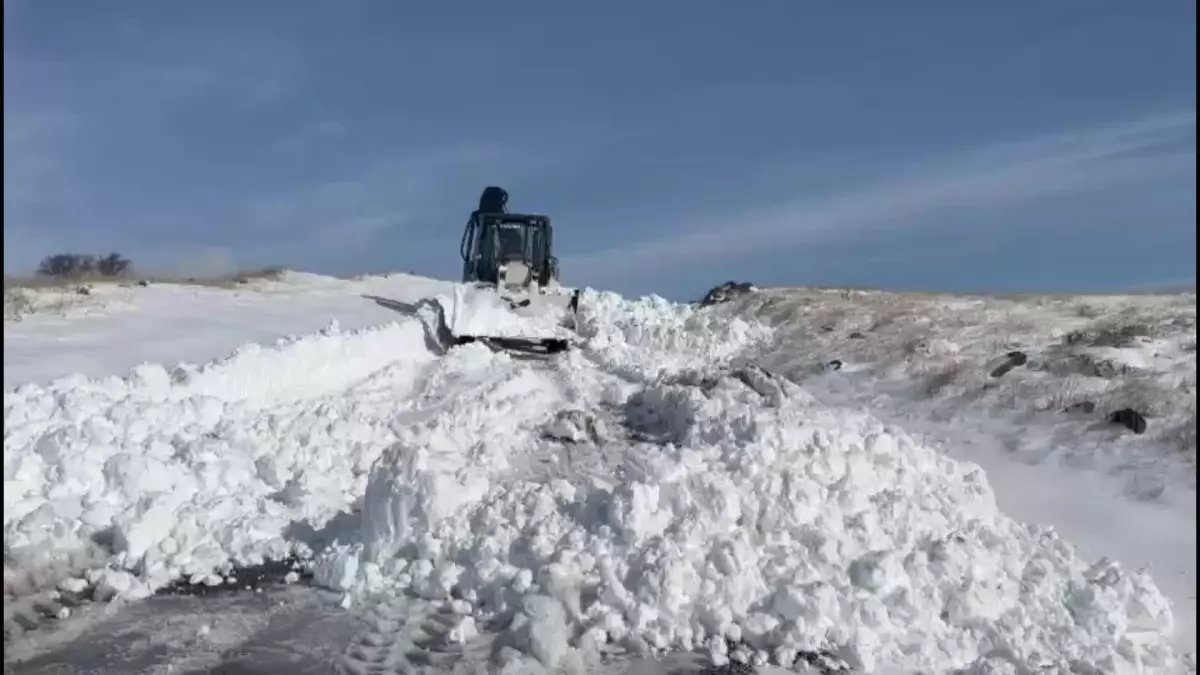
[{"x1": 3, "y1": 273, "x2": 1195, "y2": 673}]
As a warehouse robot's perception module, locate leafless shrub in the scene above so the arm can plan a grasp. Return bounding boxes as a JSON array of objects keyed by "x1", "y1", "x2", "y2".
[
  {"x1": 902, "y1": 337, "x2": 929, "y2": 358},
  {"x1": 867, "y1": 310, "x2": 905, "y2": 333},
  {"x1": 3, "y1": 289, "x2": 33, "y2": 321},
  {"x1": 1166, "y1": 407, "x2": 1197, "y2": 458},
  {"x1": 1039, "y1": 374, "x2": 1097, "y2": 412},
  {"x1": 1037, "y1": 351, "x2": 1140, "y2": 379},
  {"x1": 923, "y1": 360, "x2": 966, "y2": 397},
  {"x1": 1095, "y1": 322, "x2": 1159, "y2": 347},
  {"x1": 36, "y1": 252, "x2": 131, "y2": 280},
  {"x1": 1095, "y1": 375, "x2": 1176, "y2": 418}
]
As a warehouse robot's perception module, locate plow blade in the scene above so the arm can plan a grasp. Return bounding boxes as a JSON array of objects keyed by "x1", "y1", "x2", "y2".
[
  {"x1": 412, "y1": 284, "x2": 582, "y2": 357},
  {"x1": 454, "y1": 334, "x2": 571, "y2": 355}
]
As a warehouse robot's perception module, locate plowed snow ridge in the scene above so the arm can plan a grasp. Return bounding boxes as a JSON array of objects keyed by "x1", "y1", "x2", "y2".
[{"x1": 2, "y1": 283, "x2": 1186, "y2": 672}]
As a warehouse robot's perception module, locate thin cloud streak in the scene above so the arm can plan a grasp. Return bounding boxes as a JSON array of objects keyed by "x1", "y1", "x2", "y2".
[{"x1": 564, "y1": 110, "x2": 1196, "y2": 285}]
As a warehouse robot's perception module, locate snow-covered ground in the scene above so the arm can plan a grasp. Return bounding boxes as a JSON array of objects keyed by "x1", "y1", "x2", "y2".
[
  {"x1": 724, "y1": 287, "x2": 1198, "y2": 661},
  {"x1": 4, "y1": 272, "x2": 1195, "y2": 673}
]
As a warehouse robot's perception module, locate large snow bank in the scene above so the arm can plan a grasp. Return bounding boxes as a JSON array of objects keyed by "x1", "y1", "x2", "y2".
[
  {"x1": 4, "y1": 319, "x2": 438, "y2": 595},
  {"x1": 316, "y1": 293, "x2": 1179, "y2": 672},
  {"x1": 2, "y1": 280, "x2": 1182, "y2": 672}
]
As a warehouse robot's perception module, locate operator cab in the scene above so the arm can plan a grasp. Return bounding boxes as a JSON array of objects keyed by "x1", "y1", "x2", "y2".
[{"x1": 460, "y1": 187, "x2": 559, "y2": 288}]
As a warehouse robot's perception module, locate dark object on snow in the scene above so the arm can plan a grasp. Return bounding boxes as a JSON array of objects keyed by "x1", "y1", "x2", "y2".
[
  {"x1": 828, "y1": 359, "x2": 844, "y2": 371},
  {"x1": 477, "y1": 186, "x2": 509, "y2": 214},
  {"x1": 157, "y1": 556, "x2": 311, "y2": 597},
  {"x1": 699, "y1": 662, "x2": 757, "y2": 675},
  {"x1": 705, "y1": 638, "x2": 850, "y2": 675},
  {"x1": 848, "y1": 331, "x2": 866, "y2": 339},
  {"x1": 1064, "y1": 400, "x2": 1096, "y2": 414},
  {"x1": 76, "y1": 286, "x2": 91, "y2": 296},
  {"x1": 989, "y1": 351, "x2": 1028, "y2": 378},
  {"x1": 699, "y1": 281, "x2": 755, "y2": 307},
  {"x1": 136, "y1": 279, "x2": 149, "y2": 287},
  {"x1": 1109, "y1": 407, "x2": 1148, "y2": 434}
]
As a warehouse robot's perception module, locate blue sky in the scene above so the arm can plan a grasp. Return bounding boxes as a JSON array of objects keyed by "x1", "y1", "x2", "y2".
[{"x1": 4, "y1": 1, "x2": 1195, "y2": 299}]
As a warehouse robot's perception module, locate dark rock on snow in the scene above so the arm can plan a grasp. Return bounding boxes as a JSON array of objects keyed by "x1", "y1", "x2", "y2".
[
  {"x1": 1109, "y1": 408, "x2": 1148, "y2": 434},
  {"x1": 699, "y1": 281, "x2": 756, "y2": 307},
  {"x1": 989, "y1": 351, "x2": 1028, "y2": 378},
  {"x1": 157, "y1": 556, "x2": 312, "y2": 597}
]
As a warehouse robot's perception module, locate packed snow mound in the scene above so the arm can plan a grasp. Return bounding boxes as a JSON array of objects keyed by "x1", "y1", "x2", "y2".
[{"x1": 3, "y1": 319, "x2": 439, "y2": 596}]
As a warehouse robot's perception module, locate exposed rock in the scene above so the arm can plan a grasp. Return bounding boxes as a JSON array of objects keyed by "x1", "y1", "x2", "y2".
[
  {"x1": 699, "y1": 281, "x2": 756, "y2": 307},
  {"x1": 989, "y1": 351, "x2": 1028, "y2": 378},
  {"x1": 157, "y1": 556, "x2": 312, "y2": 596},
  {"x1": 1109, "y1": 408, "x2": 1148, "y2": 434}
]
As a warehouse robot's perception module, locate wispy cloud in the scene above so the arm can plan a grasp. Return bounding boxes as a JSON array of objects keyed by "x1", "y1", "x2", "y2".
[
  {"x1": 239, "y1": 142, "x2": 521, "y2": 231},
  {"x1": 564, "y1": 110, "x2": 1196, "y2": 285}
]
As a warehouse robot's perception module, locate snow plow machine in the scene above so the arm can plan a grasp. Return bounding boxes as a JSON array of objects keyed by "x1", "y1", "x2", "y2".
[{"x1": 443, "y1": 186, "x2": 581, "y2": 356}]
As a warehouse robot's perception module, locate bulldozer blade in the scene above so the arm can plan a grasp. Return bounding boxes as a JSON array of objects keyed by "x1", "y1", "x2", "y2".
[{"x1": 455, "y1": 334, "x2": 571, "y2": 355}]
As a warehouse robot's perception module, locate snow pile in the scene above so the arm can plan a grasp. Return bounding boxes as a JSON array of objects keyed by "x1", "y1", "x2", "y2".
[
  {"x1": 4, "y1": 319, "x2": 438, "y2": 596},
  {"x1": 2, "y1": 278, "x2": 1183, "y2": 672},
  {"x1": 357, "y1": 342, "x2": 571, "y2": 566},
  {"x1": 317, "y1": 302, "x2": 1179, "y2": 672},
  {"x1": 572, "y1": 289, "x2": 773, "y2": 378}
]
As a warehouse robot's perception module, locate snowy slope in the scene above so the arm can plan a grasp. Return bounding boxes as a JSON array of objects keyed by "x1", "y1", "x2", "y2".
[
  {"x1": 3, "y1": 272, "x2": 452, "y2": 388},
  {"x1": 3, "y1": 273, "x2": 1194, "y2": 673},
  {"x1": 724, "y1": 286, "x2": 1198, "y2": 659}
]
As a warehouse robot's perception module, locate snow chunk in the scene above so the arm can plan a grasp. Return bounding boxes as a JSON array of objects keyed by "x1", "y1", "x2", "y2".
[{"x1": 336, "y1": 363, "x2": 1180, "y2": 671}]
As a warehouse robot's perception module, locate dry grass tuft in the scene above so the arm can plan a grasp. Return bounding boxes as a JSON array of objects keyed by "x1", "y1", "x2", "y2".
[
  {"x1": 1168, "y1": 407, "x2": 1197, "y2": 458},
  {"x1": 3, "y1": 267, "x2": 288, "y2": 292},
  {"x1": 922, "y1": 360, "x2": 967, "y2": 397},
  {"x1": 2, "y1": 268, "x2": 290, "y2": 322},
  {"x1": 3, "y1": 289, "x2": 33, "y2": 321}
]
